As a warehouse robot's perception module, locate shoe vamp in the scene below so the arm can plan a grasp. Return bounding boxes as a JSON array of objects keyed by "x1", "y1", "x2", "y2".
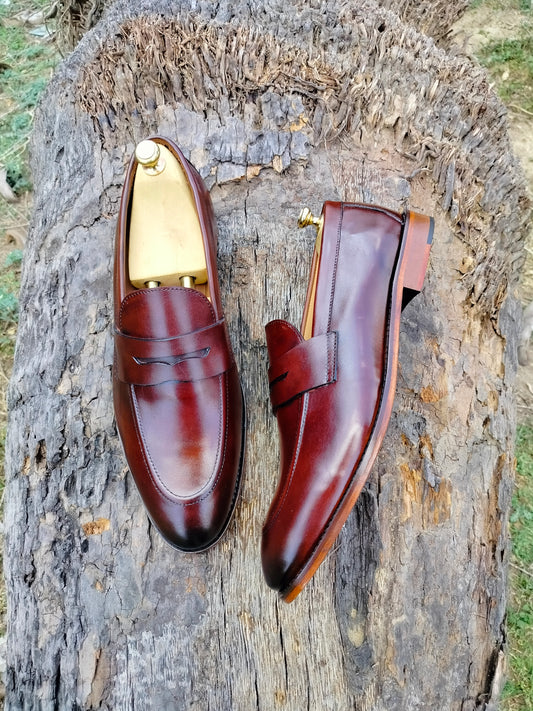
[
  {"x1": 132, "y1": 376, "x2": 224, "y2": 499},
  {"x1": 287, "y1": 361, "x2": 381, "y2": 531}
]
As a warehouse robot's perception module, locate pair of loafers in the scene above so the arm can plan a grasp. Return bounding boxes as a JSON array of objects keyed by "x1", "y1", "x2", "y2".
[{"x1": 113, "y1": 136, "x2": 433, "y2": 600}]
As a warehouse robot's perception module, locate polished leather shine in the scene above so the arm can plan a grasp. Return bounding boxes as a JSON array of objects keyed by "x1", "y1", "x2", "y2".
[
  {"x1": 113, "y1": 136, "x2": 244, "y2": 552},
  {"x1": 262, "y1": 202, "x2": 432, "y2": 600}
]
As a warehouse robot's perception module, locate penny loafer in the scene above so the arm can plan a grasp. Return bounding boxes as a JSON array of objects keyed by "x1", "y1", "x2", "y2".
[
  {"x1": 113, "y1": 136, "x2": 245, "y2": 552},
  {"x1": 262, "y1": 202, "x2": 433, "y2": 600}
]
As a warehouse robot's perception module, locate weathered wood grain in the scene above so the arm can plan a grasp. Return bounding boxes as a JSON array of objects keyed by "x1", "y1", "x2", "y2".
[{"x1": 5, "y1": 1, "x2": 529, "y2": 709}]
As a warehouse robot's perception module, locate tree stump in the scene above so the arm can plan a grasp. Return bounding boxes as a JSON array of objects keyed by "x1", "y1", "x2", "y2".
[
  {"x1": 54, "y1": 0, "x2": 471, "y2": 51},
  {"x1": 6, "y1": 1, "x2": 530, "y2": 709}
]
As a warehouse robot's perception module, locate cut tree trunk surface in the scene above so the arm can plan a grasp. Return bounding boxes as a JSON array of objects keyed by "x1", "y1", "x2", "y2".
[{"x1": 5, "y1": 1, "x2": 530, "y2": 709}]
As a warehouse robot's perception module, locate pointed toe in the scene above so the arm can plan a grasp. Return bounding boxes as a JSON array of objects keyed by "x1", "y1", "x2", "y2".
[{"x1": 261, "y1": 528, "x2": 291, "y2": 593}]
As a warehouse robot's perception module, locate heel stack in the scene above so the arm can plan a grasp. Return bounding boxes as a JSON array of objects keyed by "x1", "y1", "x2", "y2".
[{"x1": 401, "y1": 211, "x2": 434, "y2": 309}]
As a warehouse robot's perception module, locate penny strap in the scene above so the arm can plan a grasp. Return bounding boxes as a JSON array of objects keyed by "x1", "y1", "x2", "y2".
[
  {"x1": 115, "y1": 319, "x2": 232, "y2": 385},
  {"x1": 267, "y1": 329, "x2": 337, "y2": 410}
]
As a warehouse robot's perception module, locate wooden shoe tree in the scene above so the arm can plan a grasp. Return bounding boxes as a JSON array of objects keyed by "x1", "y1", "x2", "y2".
[{"x1": 128, "y1": 140, "x2": 209, "y2": 298}]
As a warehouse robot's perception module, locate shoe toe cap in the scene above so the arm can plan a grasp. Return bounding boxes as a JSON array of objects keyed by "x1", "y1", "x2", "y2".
[
  {"x1": 261, "y1": 524, "x2": 299, "y2": 593},
  {"x1": 149, "y1": 477, "x2": 238, "y2": 552}
]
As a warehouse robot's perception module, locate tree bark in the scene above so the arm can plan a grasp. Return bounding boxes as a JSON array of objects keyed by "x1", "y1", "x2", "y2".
[
  {"x1": 54, "y1": 0, "x2": 471, "y2": 51},
  {"x1": 5, "y1": 1, "x2": 530, "y2": 709}
]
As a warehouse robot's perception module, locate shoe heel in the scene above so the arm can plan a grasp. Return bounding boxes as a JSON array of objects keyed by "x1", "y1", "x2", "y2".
[{"x1": 401, "y1": 211, "x2": 434, "y2": 309}]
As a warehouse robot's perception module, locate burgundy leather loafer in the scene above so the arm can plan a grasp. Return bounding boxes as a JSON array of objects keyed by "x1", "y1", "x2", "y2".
[
  {"x1": 262, "y1": 202, "x2": 433, "y2": 600},
  {"x1": 113, "y1": 136, "x2": 245, "y2": 552}
]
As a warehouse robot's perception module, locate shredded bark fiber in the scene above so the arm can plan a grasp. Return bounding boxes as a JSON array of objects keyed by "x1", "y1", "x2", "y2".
[
  {"x1": 76, "y1": 11, "x2": 530, "y2": 317},
  {"x1": 56, "y1": 0, "x2": 106, "y2": 51},
  {"x1": 379, "y1": 0, "x2": 469, "y2": 43},
  {"x1": 56, "y1": 0, "x2": 470, "y2": 51}
]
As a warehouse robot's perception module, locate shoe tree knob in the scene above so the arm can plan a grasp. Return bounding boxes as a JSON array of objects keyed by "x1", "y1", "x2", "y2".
[
  {"x1": 135, "y1": 139, "x2": 166, "y2": 176},
  {"x1": 298, "y1": 207, "x2": 323, "y2": 231}
]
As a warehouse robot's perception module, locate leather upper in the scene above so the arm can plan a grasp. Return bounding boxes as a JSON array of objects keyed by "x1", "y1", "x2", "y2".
[
  {"x1": 262, "y1": 202, "x2": 404, "y2": 593},
  {"x1": 113, "y1": 137, "x2": 244, "y2": 552}
]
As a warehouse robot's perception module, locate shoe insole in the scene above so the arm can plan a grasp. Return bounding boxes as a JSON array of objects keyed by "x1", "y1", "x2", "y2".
[
  {"x1": 301, "y1": 219, "x2": 324, "y2": 340},
  {"x1": 128, "y1": 144, "x2": 209, "y2": 297}
]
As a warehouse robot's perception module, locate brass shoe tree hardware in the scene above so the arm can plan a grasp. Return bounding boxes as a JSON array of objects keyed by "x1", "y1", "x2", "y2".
[
  {"x1": 179, "y1": 275, "x2": 196, "y2": 289},
  {"x1": 298, "y1": 207, "x2": 323, "y2": 232},
  {"x1": 145, "y1": 277, "x2": 195, "y2": 288},
  {"x1": 135, "y1": 139, "x2": 166, "y2": 176},
  {"x1": 298, "y1": 207, "x2": 325, "y2": 341}
]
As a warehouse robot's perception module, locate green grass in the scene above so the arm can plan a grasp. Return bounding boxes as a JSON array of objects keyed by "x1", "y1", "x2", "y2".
[
  {"x1": 0, "y1": 0, "x2": 58, "y2": 360},
  {"x1": 475, "y1": 0, "x2": 533, "y2": 114},
  {"x1": 502, "y1": 424, "x2": 533, "y2": 711},
  {"x1": 0, "y1": 2, "x2": 57, "y2": 195},
  {"x1": 470, "y1": 0, "x2": 532, "y2": 10},
  {"x1": 479, "y1": 35, "x2": 533, "y2": 113}
]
